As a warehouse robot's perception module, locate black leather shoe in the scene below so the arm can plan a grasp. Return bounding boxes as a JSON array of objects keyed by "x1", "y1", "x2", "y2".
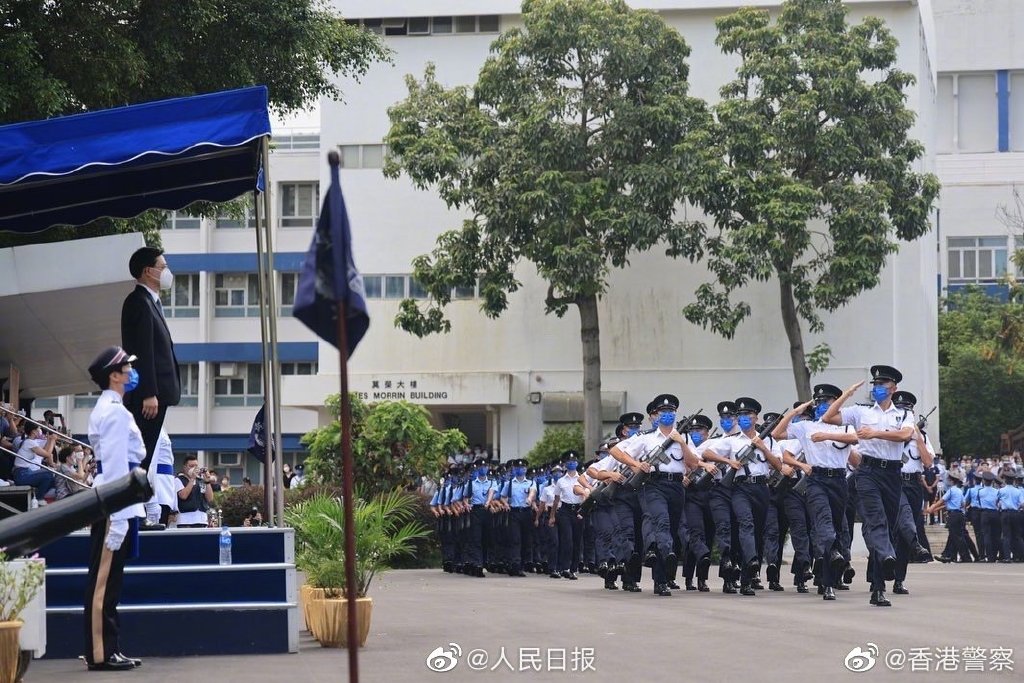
[
  {"x1": 654, "y1": 583, "x2": 672, "y2": 597},
  {"x1": 882, "y1": 556, "x2": 897, "y2": 581},
  {"x1": 842, "y1": 566, "x2": 855, "y2": 584},
  {"x1": 830, "y1": 549, "x2": 846, "y2": 575},
  {"x1": 549, "y1": 573, "x2": 561, "y2": 579},
  {"x1": 836, "y1": 583, "x2": 850, "y2": 591},
  {"x1": 622, "y1": 582, "x2": 642, "y2": 593},
  {"x1": 685, "y1": 579, "x2": 697, "y2": 591},
  {"x1": 643, "y1": 551, "x2": 658, "y2": 568},
  {"x1": 597, "y1": 561, "x2": 609, "y2": 577},
  {"x1": 113, "y1": 653, "x2": 142, "y2": 667},
  {"x1": 723, "y1": 581, "x2": 737, "y2": 594},
  {"x1": 87, "y1": 656, "x2": 135, "y2": 671},
  {"x1": 698, "y1": 554, "x2": 712, "y2": 575},
  {"x1": 769, "y1": 581, "x2": 784, "y2": 592},
  {"x1": 823, "y1": 587, "x2": 836, "y2": 601},
  {"x1": 140, "y1": 522, "x2": 165, "y2": 532},
  {"x1": 751, "y1": 577, "x2": 764, "y2": 590},
  {"x1": 667, "y1": 580, "x2": 681, "y2": 590},
  {"x1": 563, "y1": 571, "x2": 578, "y2": 580},
  {"x1": 817, "y1": 584, "x2": 825, "y2": 595},
  {"x1": 913, "y1": 545, "x2": 934, "y2": 563},
  {"x1": 796, "y1": 582, "x2": 809, "y2": 594},
  {"x1": 936, "y1": 555, "x2": 952, "y2": 563},
  {"x1": 510, "y1": 570, "x2": 526, "y2": 577},
  {"x1": 604, "y1": 575, "x2": 619, "y2": 590},
  {"x1": 739, "y1": 584, "x2": 756, "y2": 596},
  {"x1": 892, "y1": 581, "x2": 909, "y2": 595},
  {"x1": 871, "y1": 590, "x2": 892, "y2": 607},
  {"x1": 697, "y1": 579, "x2": 710, "y2": 592}
]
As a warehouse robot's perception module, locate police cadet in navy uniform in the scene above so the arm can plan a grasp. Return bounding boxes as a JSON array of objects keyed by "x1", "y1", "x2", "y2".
[
  {"x1": 977, "y1": 470, "x2": 1002, "y2": 562},
  {"x1": 539, "y1": 463, "x2": 562, "y2": 577},
  {"x1": 758, "y1": 412, "x2": 787, "y2": 592},
  {"x1": 83, "y1": 346, "x2": 145, "y2": 671},
  {"x1": 489, "y1": 462, "x2": 510, "y2": 574},
  {"x1": 705, "y1": 401, "x2": 742, "y2": 593},
  {"x1": 705, "y1": 397, "x2": 787, "y2": 596},
  {"x1": 925, "y1": 469, "x2": 971, "y2": 562},
  {"x1": 550, "y1": 451, "x2": 589, "y2": 579},
  {"x1": 463, "y1": 457, "x2": 496, "y2": 577},
  {"x1": 579, "y1": 457, "x2": 599, "y2": 574},
  {"x1": 997, "y1": 472, "x2": 1024, "y2": 562},
  {"x1": 822, "y1": 365, "x2": 915, "y2": 607},
  {"x1": 607, "y1": 415, "x2": 647, "y2": 593},
  {"x1": 681, "y1": 414, "x2": 716, "y2": 592},
  {"x1": 891, "y1": 390, "x2": 935, "y2": 594},
  {"x1": 505, "y1": 459, "x2": 536, "y2": 576},
  {"x1": 771, "y1": 400, "x2": 816, "y2": 592}
]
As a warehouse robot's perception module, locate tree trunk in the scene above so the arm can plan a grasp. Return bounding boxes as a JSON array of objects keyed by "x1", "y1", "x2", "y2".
[
  {"x1": 778, "y1": 277, "x2": 812, "y2": 400},
  {"x1": 577, "y1": 293, "x2": 603, "y2": 458}
]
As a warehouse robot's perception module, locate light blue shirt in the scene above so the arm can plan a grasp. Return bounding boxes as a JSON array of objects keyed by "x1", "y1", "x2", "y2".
[
  {"x1": 977, "y1": 486, "x2": 1000, "y2": 510},
  {"x1": 508, "y1": 477, "x2": 535, "y2": 508},
  {"x1": 467, "y1": 477, "x2": 495, "y2": 505},
  {"x1": 942, "y1": 485, "x2": 965, "y2": 512},
  {"x1": 997, "y1": 485, "x2": 1023, "y2": 511}
]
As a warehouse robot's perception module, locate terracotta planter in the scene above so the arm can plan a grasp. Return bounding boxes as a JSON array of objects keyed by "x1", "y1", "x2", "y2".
[
  {"x1": 310, "y1": 597, "x2": 372, "y2": 648},
  {"x1": 0, "y1": 621, "x2": 22, "y2": 683}
]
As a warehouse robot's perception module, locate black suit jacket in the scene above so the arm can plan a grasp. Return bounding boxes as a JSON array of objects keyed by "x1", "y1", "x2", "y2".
[{"x1": 121, "y1": 284, "x2": 181, "y2": 406}]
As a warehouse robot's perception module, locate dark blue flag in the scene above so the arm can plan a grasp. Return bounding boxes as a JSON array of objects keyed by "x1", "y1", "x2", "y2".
[
  {"x1": 247, "y1": 404, "x2": 268, "y2": 463},
  {"x1": 293, "y1": 154, "x2": 370, "y2": 355}
]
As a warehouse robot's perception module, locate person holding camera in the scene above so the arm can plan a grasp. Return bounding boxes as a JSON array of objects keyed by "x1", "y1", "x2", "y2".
[
  {"x1": 13, "y1": 421, "x2": 58, "y2": 503},
  {"x1": 242, "y1": 506, "x2": 263, "y2": 527},
  {"x1": 53, "y1": 444, "x2": 89, "y2": 500},
  {"x1": 174, "y1": 455, "x2": 215, "y2": 528}
]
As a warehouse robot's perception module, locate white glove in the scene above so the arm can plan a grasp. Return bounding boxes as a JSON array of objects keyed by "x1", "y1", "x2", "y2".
[{"x1": 105, "y1": 519, "x2": 129, "y2": 551}]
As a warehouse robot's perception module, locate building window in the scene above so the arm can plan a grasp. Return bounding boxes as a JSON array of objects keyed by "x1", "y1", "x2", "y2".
[
  {"x1": 364, "y1": 275, "x2": 383, "y2": 299},
  {"x1": 273, "y1": 130, "x2": 320, "y2": 151},
  {"x1": 213, "y1": 363, "x2": 263, "y2": 407},
  {"x1": 947, "y1": 237, "x2": 1008, "y2": 283},
  {"x1": 352, "y1": 16, "x2": 498, "y2": 36},
  {"x1": 338, "y1": 144, "x2": 386, "y2": 169},
  {"x1": 212, "y1": 452, "x2": 246, "y2": 486},
  {"x1": 453, "y1": 281, "x2": 477, "y2": 299},
  {"x1": 938, "y1": 72, "x2": 999, "y2": 154},
  {"x1": 385, "y1": 275, "x2": 406, "y2": 299},
  {"x1": 409, "y1": 277, "x2": 428, "y2": 299},
  {"x1": 280, "y1": 182, "x2": 319, "y2": 228},
  {"x1": 32, "y1": 398, "x2": 59, "y2": 411},
  {"x1": 279, "y1": 272, "x2": 298, "y2": 317},
  {"x1": 163, "y1": 210, "x2": 200, "y2": 230},
  {"x1": 159, "y1": 273, "x2": 201, "y2": 318},
  {"x1": 73, "y1": 391, "x2": 101, "y2": 409},
  {"x1": 179, "y1": 363, "x2": 200, "y2": 407},
  {"x1": 281, "y1": 362, "x2": 317, "y2": 376},
  {"x1": 215, "y1": 197, "x2": 257, "y2": 229},
  {"x1": 214, "y1": 273, "x2": 261, "y2": 317},
  {"x1": 359, "y1": 274, "x2": 478, "y2": 300}
]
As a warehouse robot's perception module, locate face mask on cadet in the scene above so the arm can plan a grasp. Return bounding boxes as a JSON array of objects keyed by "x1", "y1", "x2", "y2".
[
  {"x1": 658, "y1": 411, "x2": 676, "y2": 427},
  {"x1": 720, "y1": 416, "x2": 735, "y2": 432},
  {"x1": 814, "y1": 402, "x2": 829, "y2": 420},
  {"x1": 514, "y1": 467, "x2": 526, "y2": 478},
  {"x1": 737, "y1": 414, "x2": 755, "y2": 431},
  {"x1": 690, "y1": 431, "x2": 705, "y2": 447},
  {"x1": 627, "y1": 427, "x2": 640, "y2": 437},
  {"x1": 123, "y1": 368, "x2": 140, "y2": 393},
  {"x1": 477, "y1": 467, "x2": 488, "y2": 478},
  {"x1": 567, "y1": 462, "x2": 578, "y2": 472},
  {"x1": 871, "y1": 384, "x2": 889, "y2": 404}
]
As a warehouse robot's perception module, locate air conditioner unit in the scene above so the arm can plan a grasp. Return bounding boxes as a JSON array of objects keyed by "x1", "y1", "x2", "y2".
[{"x1": 217, "y1": 363, "x2": 243, "y2": 378}]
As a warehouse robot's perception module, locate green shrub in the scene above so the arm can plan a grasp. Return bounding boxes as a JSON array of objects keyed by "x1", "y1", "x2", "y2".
[{"x1": 526, "y1": 423, "x2": 584, "y2": 467}]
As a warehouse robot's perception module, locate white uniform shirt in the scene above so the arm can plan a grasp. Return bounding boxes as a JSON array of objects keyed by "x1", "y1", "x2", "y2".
[
  {"x1": 147, "y1": 429, "x2": 177, "y2": 507},
  {"x1": 14, "y1": 437, "x2": 47, "y2": 471},
  {"x1": 901, "y1": 432, "x2": 935, "y2": 474},
  {"x1": 88, "y1": 389, "x2": 146, "y2": 522},
  {"x1": 839, "y1": 403, "x2": 915, "y2": 461},
  {"x1": 540, "y1": 482, "x2": 558, "y2": 507},
  {"x1": 555, "y1": 471, "x2": 586, "y2": 504},
  {"x1": 591, "y1": 454, "x2": 620, "y2": 474},
  {"x1": 788, "y1": 420, "x2": 852, "y2": 469},
  {"x1": 617, "y1": 428, "x2": 686, "y2": 474},
  {"x1": 707, "y1": 432, "x2": 771, "y2": 477}
]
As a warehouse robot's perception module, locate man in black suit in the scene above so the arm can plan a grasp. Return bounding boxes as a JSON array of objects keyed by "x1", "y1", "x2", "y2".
[{"x1": 121, "y1": 247, "x2": 181, "y2": 471}]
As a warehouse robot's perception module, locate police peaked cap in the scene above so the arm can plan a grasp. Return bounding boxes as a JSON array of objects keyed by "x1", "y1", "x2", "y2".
[
  {"x1": 615, "y1": 423, "x2": 630, "y2": 439},
  {"x1": 761, "y1": 412, "x2": 782, "y2": 424},
  {"x1": 649, "y1": 394, "x2": 680, "y2": 411},
  {"x1": 510, "y1": 459, "x2": 527, "y2": 468},
  {"x1": 812, "y1": 384, "x2": 842, "y2": 400},
  {"x1": 734, "y1": 397, "x2": 762, "y2": 414},
  {"x1": 981, "y1": 471, "x2": 996, "y2": 481},
  {"x1": 947, "y1": 470, "x2": 964, "y2": 482},
  {"x1": 686, "y1": 414, "x2": 714, "y2": 431},
  {"x1": 717, "y1": 401, "x2": 737, "y2": 416},
  {"x1": 472, "y1": 457, "x2": 489, "y2": 468},
  {"x1": 560, "y1": 450, "x2": 580, "y2": 463},
  {"x1": 792, "y1": 400, "x2": 814, "y2": 417},
  {"x1": 892, "y1": 391, "x2": 917, "y2": 408},
  {"x1": 88, "y1": 345, "x2": 137, "y2": 384},
  {"x1": 870, "y1": 365, "x2": 903, "y2": 384},
  {"x1": 619, "y1": 412, "x2": 645, "y2": 426}
]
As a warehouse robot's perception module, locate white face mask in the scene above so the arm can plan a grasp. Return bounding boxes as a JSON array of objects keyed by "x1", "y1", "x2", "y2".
[{"x1": 159, "y1": 266, "x2": 174, "y2": 290}]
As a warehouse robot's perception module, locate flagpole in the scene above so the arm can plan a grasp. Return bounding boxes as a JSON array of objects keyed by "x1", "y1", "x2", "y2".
[{"x1": 328, "y1": 150, "x2": 360, "y2": 679}]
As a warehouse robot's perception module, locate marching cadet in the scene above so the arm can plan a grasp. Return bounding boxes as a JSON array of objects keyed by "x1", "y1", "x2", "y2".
[
  {"x1": 891, "y1": 391, "x2": 935, "y2": 594},
  {"x1": 977, "y1": 471, "x2": 1002, "y2": 561},
  {"x1": 436, "y1": 465, "x2": 460, "y2": 573},
  {"x1": 773, "y1": 401, "x2": 816, "y2": 593},
  {"x1": 608, "y1": 418, "x2": 646, "y2": 593},
  {"x1": 550, "y1": 451, "x2": 589, "y2": 579},
  {"x1": 83, "y1": 345, "x2": 146, "y2": 671},
  {"x1": 681, "y1": 414, "x2": 716, "y2": 592},
  {"x1": 586, "y1": 439, "x2": 628, "y2": 590},
  {"x1": 451, "y1": 467, "x2": 470, "y2": 573},
  {"x1": 505, "y1": 459, "x2": 536, "y2": 576},
  {"x1": 822, "y1": 366, "x2": 915, "y2": 607},
  {"x1": 965, "y1": 473, "x2": 987, "y2": 563},
  {"x1": 579, "y1": 458, "x2": 599, "y2": 573},
  {"x1": 704, "y1": 397, "x2": 787, "y2": 596},
  {"x1": 998, "y1": 473, "x2": 1024, "y2": 562},
  {"x1": 759, "y1": 412, "x2": 787, "y2": 592},
  {"x1": 610, "y1": 394, "x2": 705, "y2": 597},
  {"x1": 705, "y1": 401, "x2": 742, "y2": 593},
  {"x1": 540, "y1": 464, "x2": 563, "y2": 578},
  {"x1": 925, "y1": 469, "x2": 971, "y2": 562},
  {"x1": 489, "y1": 463, "x2": 511, "y2": 574},
  {"x1": 776, "y1": 384, "x2": 857, "y2": 601},
  {"x1": 429, "y1": 469, "x2": 447, "y2": 570},
  {"x1": 463, "y1": 457, "x2": 497, "y2": 577}
]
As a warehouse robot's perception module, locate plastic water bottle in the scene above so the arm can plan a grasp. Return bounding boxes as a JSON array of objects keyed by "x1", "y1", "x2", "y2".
[{"x1": 219, "y1": 526, "x2": 232, "y2": 565}]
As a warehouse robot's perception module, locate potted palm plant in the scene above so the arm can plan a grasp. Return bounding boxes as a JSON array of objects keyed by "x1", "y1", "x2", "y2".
[
  {"x1": 287, "y1": 489, "x2": 429, "y2": 648},
  {"x1": 0, "y1": 554, "x2": 45, "y2": 683}
]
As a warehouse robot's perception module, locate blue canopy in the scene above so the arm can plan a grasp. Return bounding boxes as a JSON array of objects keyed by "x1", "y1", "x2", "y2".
[{"x1": 0, "y1": 86, "x2": 271, "y2": 234}]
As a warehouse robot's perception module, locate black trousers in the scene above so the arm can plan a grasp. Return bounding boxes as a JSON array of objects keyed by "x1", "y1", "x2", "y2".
[
  {"x1": 806, "y1": 474, "x2": 848, "y2": 588},
  {"x1": 781, "y1": 489, "x2": 812, "y2": 579},
  {"x1": 639, "y1": 477, "x2": 684, "y2": 584},
  {"x1": 591, "y1": 504, "x2": 616, "y2": 564},
  {"x1": 83, "y1": 519, "x2": 128, "y2": 665},
  {"x1": 611, "y1": 490, "x2": 643, "y2": 583},
  {"x1": 466, "y1": 506, "x2": 491, "y2": 567},
  {"x1": 942, "y1": 510, "x2": 970, "y2": 561},
  {"x1": 895, "y1": 481, "x2": 927, "y2": 581},
  {"x1": 969, "y1": 508, "x2": 986, "y2": 560},
  {"x1": 1001, "y1": 510, "x2": 1024, "y2": 561},
  {"x1": 731, "y1": 481, "x2": 769, "y2": 585},
  {"x1": 556, "y1": 505, "x2": 583, "y2": 572},
  {"x1": 507, "y1": 508, "x2": 534, "y2": 570},
  {"x1": 683, "y1": 489, "x2": 714, "y2": 581},
  {"x1": 709, "y1": 485, "x2": 738, "y2": 578},
  {"x1": 126, "y1": 400, "x2": 168, "y2": 472},
  {"x1": 855, "y1": 462, "x2": 901, "y2": 591},
  {"x1": 982, "y1": 509, "x2": 1002, "y2": 561}
]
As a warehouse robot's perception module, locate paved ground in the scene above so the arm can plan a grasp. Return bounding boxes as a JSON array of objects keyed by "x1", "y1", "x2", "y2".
[{"x1": 26, "y1": 558, "x2": 1023, "y2": 683}]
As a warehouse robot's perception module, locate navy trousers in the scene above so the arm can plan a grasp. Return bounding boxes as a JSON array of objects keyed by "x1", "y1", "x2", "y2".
[
  {"x1": 982, "y1": 509, "x2": 1002, "y2": 561},
  {"x1": 781, "y1": 489, "x2": 812, "y2": 580},
  {"x1": 683, "y1": 488, "x2": 713, "y2": 580},
  {"x1": 591, "y1": 503, "x2": 616, "y2": 564},
  {"x1": 507, "y1": 507, "x2": 534, "y2": 570},
  {"x1": 710, "y1": 485, "x2": 737, "y2": 578},
  {"x1": 855, "y1": 462, "x2": 901, "y2": 591},
  {"x1": 1001, "y1": 510, "x2": 1023, "y2": 561},
  {"x1": 731, "y1": 480, "x2": 769, "y2": 584},
  {"x1": 942, "y1": 510, "x2": 970, "y2": 561},
  {"x1": 806, "y1": 474, "x2": 848, "y2": 588},
  {"x1": 612, "y1": 490, "x2": 644, "y2": 583},
  {"x1": 556, "y1": 505, "x2": 583, "y2": 572},
  {"x1": 894, "y1": 482, "x2": 926, "y2": 582}
]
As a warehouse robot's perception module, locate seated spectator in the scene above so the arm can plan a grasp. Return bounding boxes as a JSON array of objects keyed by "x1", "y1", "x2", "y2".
[
  {"x1": 53, "y1": 445, "x2": 89, "y2": 500},
  {"x1": 12, "y1": 422, "x2": 58, "y2": 502},
  {"x1": 174, "y1": 455, "x2": 216, "y2": 528},
  {"x1": 220, "y1": 476, "x2": 231, "y2": 491}
]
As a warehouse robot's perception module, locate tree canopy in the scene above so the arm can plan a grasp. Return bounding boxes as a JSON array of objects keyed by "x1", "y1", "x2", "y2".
[{"x1": 684, "y1": 0, "x2": 940, "y2": 398}]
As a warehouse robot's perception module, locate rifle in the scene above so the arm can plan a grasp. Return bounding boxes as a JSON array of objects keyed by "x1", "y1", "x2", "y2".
[
  {"x1": 623, "y1": 410, "x2": 703, "y2": 490},
  {"x1": 771, "y1": 451, "x2": 807, "y2": 501},
  {"x1": 917, "y1": 406, "x2": 936, "y2": 431},
  {"x1": 683, "y1": 429, "x2": 723, "y2": 491},
  {"x1": 720, "y1": 415, "x2": 782, "y2": 490}
]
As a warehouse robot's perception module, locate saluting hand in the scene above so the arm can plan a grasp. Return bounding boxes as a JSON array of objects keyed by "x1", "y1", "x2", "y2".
[
  {"x1": 797, "y1": 400, "x2": 813, "y2": 413},
  {"x1": 845, "y1": 380, "x2": 865, "y2": 395}
]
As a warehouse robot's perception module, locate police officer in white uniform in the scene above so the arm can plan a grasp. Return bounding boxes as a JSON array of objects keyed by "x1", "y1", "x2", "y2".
[
  {"x1": 143, "y1": 428, "x2": 175, "y2": 529},
  {"x1": 891, "y1": 390, "x2": 935, "y2": 593},
  {"x1": 550, "y1": 451, "x2": 589, "y2": 579},
  {"x1": 83, "y1": 345, "x2": 146, "y2": 671},
  {"x1": 822, "y1": 365, "x2": 916, "y2": 607}
]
